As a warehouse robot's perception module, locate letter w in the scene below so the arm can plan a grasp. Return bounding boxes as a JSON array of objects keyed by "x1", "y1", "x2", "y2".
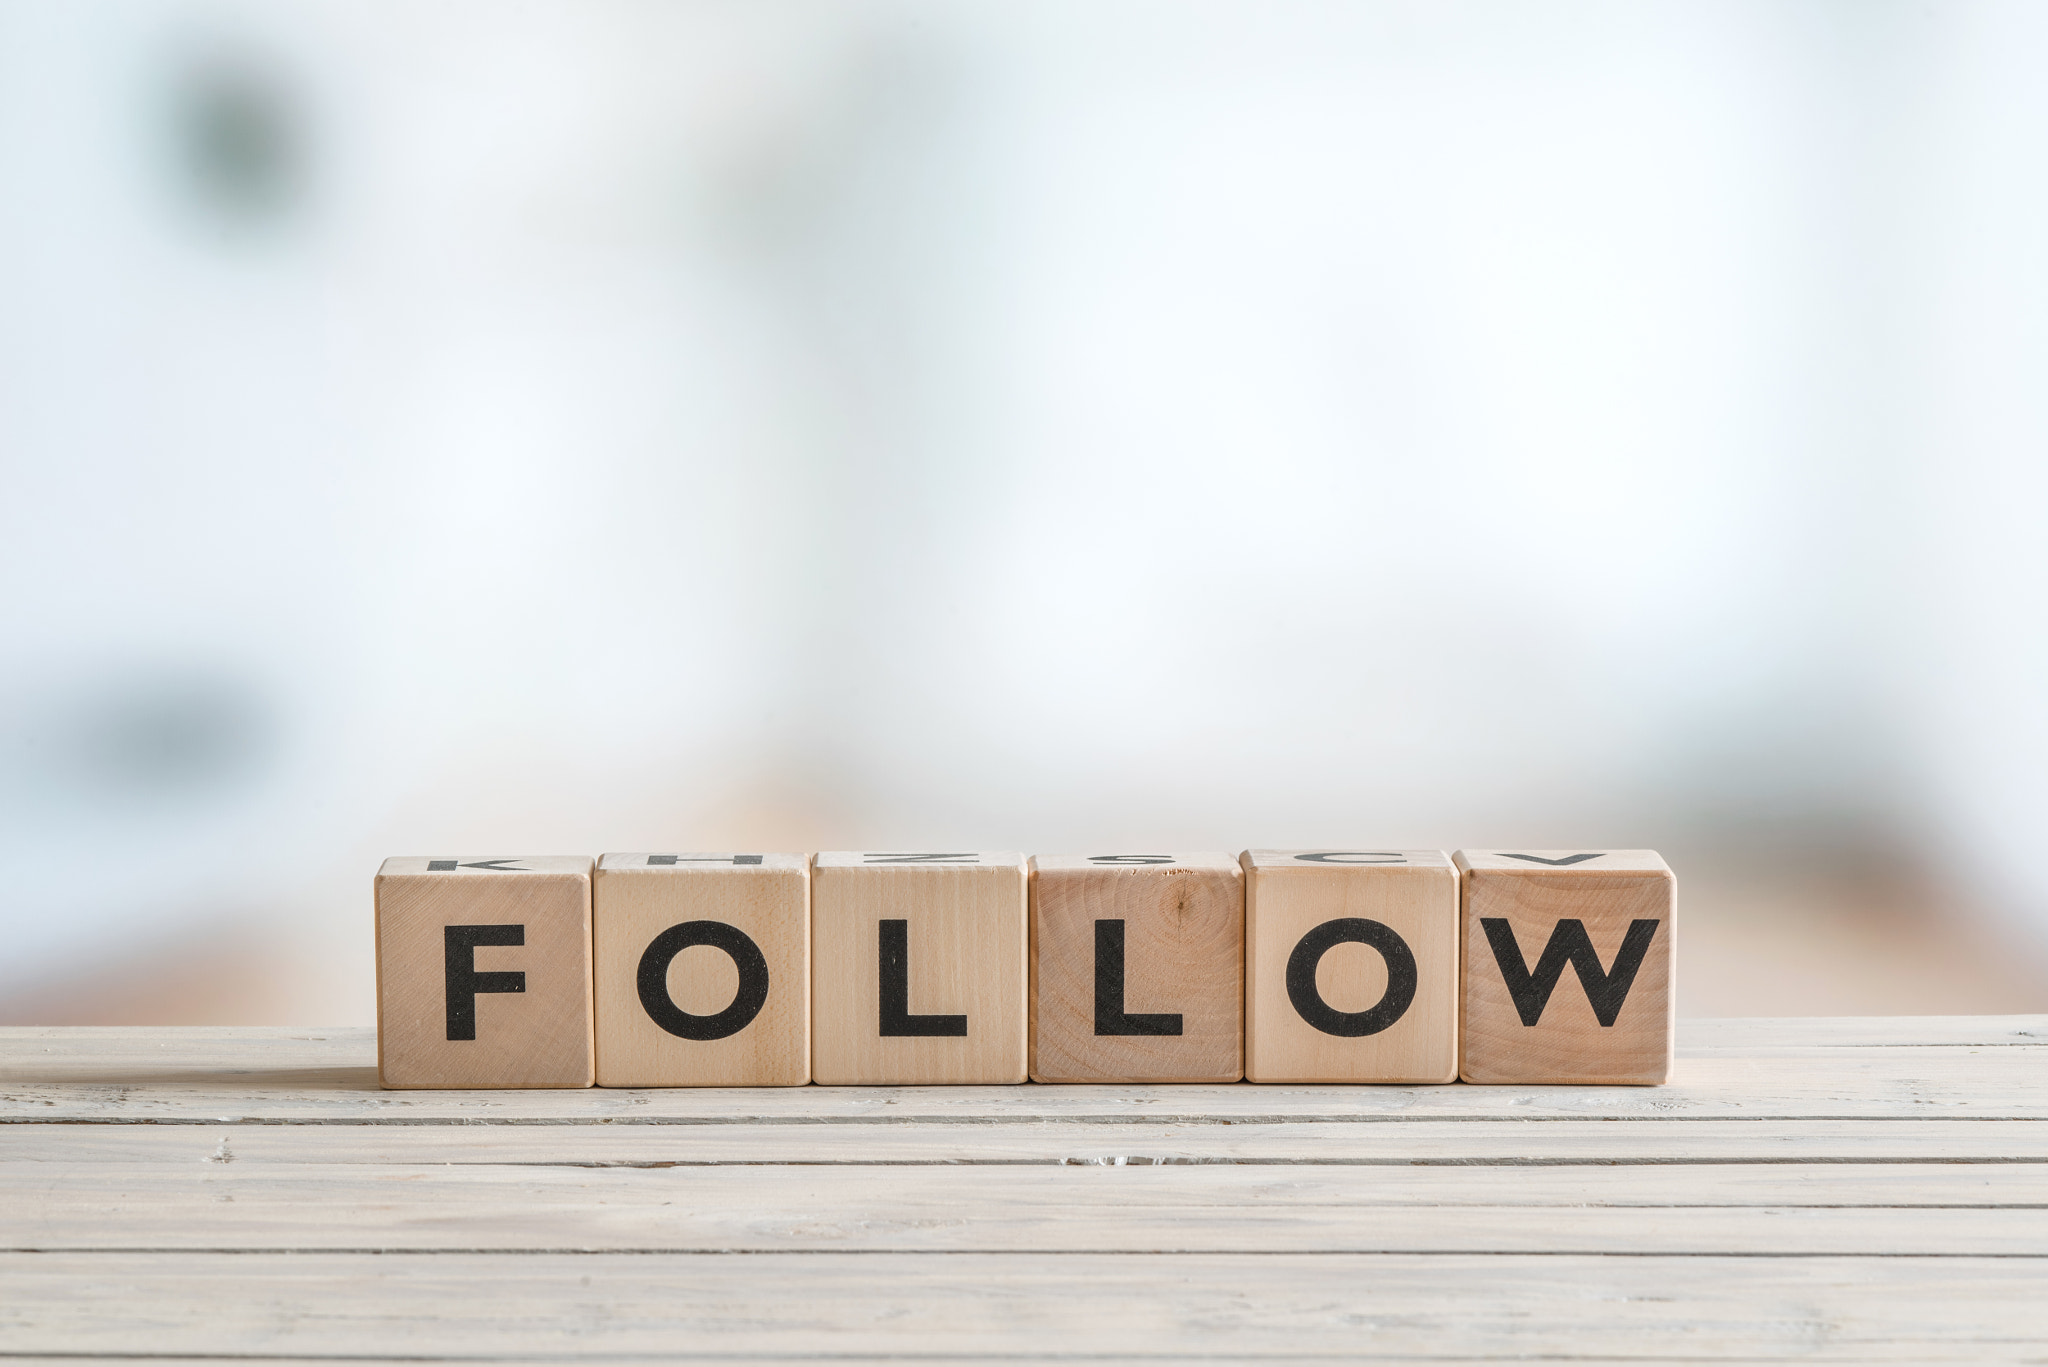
[{"x1": 1481, "y1": 918, "x2": 1660, "y2": 1027}]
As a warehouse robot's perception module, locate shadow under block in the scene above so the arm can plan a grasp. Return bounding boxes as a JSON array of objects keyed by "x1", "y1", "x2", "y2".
[
  {"x1": 1241, "y1": 850, "x2": 1459, "y2": 1084},
  {"x1": 592, "y1": 854, "x2": 811, "y2": 1088},
  {"x1": 1030, "y1": 854, "x2": 1244, "y2": 1084},
  {"x1": 374, "y1": 856, "x2": 595, "y2": 1089},
  {"x1": 810, "y1": 853, "x2": 1029, "y2": 1085},
  {"x1": 1455, "y1": 849, "x2": 1675, "y2": 1086}
]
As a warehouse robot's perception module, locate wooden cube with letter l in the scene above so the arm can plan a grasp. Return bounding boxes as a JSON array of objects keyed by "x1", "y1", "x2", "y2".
[
  {"x1": 375, "y1": 856, "x2": 595, "y2": 1089},
  {"x1": 593, "y1": 853, "x2": 810, "y2": 1087},
  {"x1": 810, "y1": 852, "x2": 1028, "y2": 1085},
  {"x1": 1242, "y1": 850, "x2": 1458, "y2": 1083},
  {"x1": 1455, "y1": 849, "x2": 1674, "y2": 1085},
  {"x1": 1030, "y1": 853, "x2": 1244, "y2": 1084}
]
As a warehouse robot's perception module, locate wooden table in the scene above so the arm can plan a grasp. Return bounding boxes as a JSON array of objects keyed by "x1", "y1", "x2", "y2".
[{"x1": 4, "y1": 1017, "x2": 2046, "y2": 1361}]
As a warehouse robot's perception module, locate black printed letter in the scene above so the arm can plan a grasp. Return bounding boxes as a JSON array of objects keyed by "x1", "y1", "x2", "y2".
[
  {"x1": 444, "y1": 924, "x2": 525, "y2": 1041},
  {"x1": 637, "y1": 921, "x2": 770, "y2": 1041},
  {"x1": 1481, "y1": 918, "x2": 1660, "y2": 1027},
  {"x1": 1094, "y1": 920, "x2": 1182, "y2": 1036},
  {"x1": 1285, "y1": 918, "x2": 1417, "y2": 1037},
  {"x1": 878, "y1": 919, "x2": 967, "y2": 1036}
]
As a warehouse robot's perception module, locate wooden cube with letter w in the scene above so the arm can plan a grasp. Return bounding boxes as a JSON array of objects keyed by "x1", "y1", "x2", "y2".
[{"x1": 1455, "y1": 850, "x2": 1674, "y2": 1085}]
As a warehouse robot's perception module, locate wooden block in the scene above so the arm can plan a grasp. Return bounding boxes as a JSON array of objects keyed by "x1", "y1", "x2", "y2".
[
  {"x1": 810, "y1": 853, "x2": 1028, "y2": 1085},
  {"x1": 1241, "y1": 850, "x2": 1459, "y2": 1084},
  {"x1": 592, "y1": 854, "x2": 811, "y2": 1087},
  {"x1": 374, "y1": 856, "x2": 594, "y2": 1089},
  {"x1": 1454, "y1": 849, "x2": 1675, "y2": 1085},
  {"x1": 1029, "y1": 854, "x2": 1244, "y2": 1084}
]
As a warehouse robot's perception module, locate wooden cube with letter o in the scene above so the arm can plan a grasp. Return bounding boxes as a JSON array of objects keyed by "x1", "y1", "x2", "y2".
[
  {"x1": 593, "y1": 853, "x2": 811, "y2": 1087},
  {"x1": 1243, "y1": 850, "x2": 1458, "y2": 1083}
]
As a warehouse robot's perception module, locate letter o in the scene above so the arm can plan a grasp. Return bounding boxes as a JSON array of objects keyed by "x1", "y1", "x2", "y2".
[
  {"x1": 637, "y1": 921, "x2": 770, "y2": 1041},
  {"x1": 1284, "y1": 917, "x2": 1417, "y2": 1038}
]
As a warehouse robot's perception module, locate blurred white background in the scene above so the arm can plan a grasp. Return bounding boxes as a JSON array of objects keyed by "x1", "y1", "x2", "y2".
[{"x1": 2, "y1": 0, "x2": 2045, "y2": 1025}]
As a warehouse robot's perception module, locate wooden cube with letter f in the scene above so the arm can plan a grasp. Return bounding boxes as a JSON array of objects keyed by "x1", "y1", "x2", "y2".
[
  {"x1": 1455, "y1": 849, "x2": 1674, "y2": 1085},
  {"x1": 375, "y1": 856, "x2": 595, "y2": 1089}
]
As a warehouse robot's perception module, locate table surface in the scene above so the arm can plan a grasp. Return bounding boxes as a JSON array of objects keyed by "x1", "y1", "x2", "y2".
[{"x1": 3, "y1": 1017, "x2": 2046, "y2": 1362}]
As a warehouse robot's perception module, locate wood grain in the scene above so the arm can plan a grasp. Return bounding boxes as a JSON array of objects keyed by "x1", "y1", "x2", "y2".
[
  {"x1": 8, "y1": 1025, "x2": 2048, "y2": 1121},
  {"x1": 374, "y1": 856, "x2": 594, "y2": 1089},
  {"x1": 5, "y1": 1252, "x2": 2046, "y2": 1361},
  {"x1": 1243, "y1": 849, "x2": 1458, "y2": 1083},
  {"x1": 1030, "y1": 854, "x2": 1244, "y2": 1083},
  {"x1": 592, "y1": 853, "x2": 810, "y2": 1087},
  {"x1": 1457, "y1": 849, "x2": 1675, "y2": 1085},
  {"x1": 809, "y1": 853, "x2": 1028, "y2": 1085},
  {"x1": 11, "y1": 1117, "x2": 2048, "y2": 1166},
  {"x1": 9, "y1": 1163, "x2": 2048, "y2": 1255}
]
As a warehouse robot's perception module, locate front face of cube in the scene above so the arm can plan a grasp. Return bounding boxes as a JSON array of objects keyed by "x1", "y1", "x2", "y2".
[
  {"x1": 592, "y1": 854, "x2": 811, "y2": 1087},
  {"x1": 1243, "y1": 850, "x2": 1459, "y2": 1084},
  {"x1": 809, "y1": 853, "x2": 1029, "y2": 1085},
  {"x1": 375, "y1": 856, "x2": 595, "y2": 1089},
  {"x1": 1457, "y1": 850, "x2": 1675, "y2": 1085},
  {"x1": 1029, "y1": 854, "x2": 1245, "y2": 1084}
]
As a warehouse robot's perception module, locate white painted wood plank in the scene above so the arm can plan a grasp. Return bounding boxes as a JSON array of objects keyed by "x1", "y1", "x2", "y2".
[
  {"x1": 8, "y1": 1119, "x2": 2046, "y2": 1166},
  {"x1": 8, "y1": 1022, "x2": 2047, "y2": 1361},
  {"x1": 5, "y1": 1252, "x2": 2046, "y2": 1360},
  {"x1": 4, "y1": 1163, "x2": 2046, "y2": 1255},
  {"x1": 9, "y1": 1201, "x2": 2041, "y2": 1257},
  {"x1": 1679, "y1": 1015, "x2": 2048, "y2": 1050},
  {"x1": 7, "y1": 1042, "x2": 2047, "y2": 1122}
]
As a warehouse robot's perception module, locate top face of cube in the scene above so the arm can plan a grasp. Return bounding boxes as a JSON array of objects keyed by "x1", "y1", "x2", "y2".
[
  {"x1": 1454, "y1": 850, "x2": 1672, "y2": 876},
  {"x1": 1242, "y1": 849, "x2": 1452, "y2": 872},
  {"x1": 814, "y1": 851, "x2": 1027, "y2": 871},
  {"x1": 377, "y1": 856, "x2": 592, "y2": 879},
  {"x1": 596, "y1": 853, "x2": 809, "y2": 874},
  {"x1": 1030, "y1": 852, "x2": 1242, "y2": 874}
]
